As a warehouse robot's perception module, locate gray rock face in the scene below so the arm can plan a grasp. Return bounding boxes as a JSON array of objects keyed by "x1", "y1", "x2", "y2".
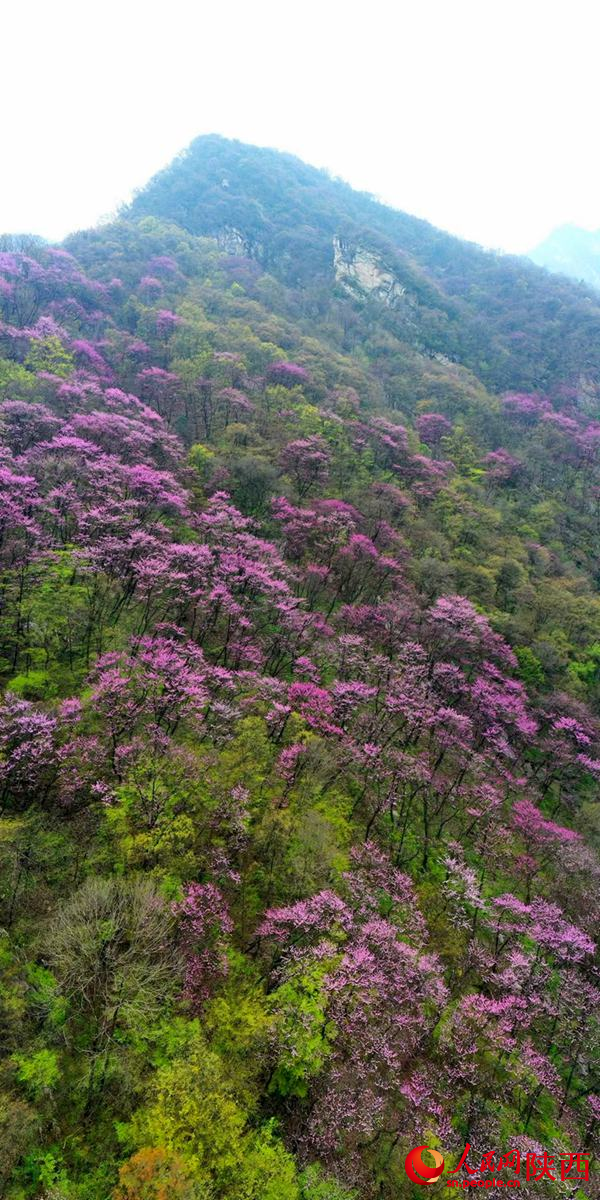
[
  {"x1": 216, "y1": 226, "x2": 257, "y2": 257},
  {"x1": 333, "y1": 237, "x2": 407, "y2": 306}
]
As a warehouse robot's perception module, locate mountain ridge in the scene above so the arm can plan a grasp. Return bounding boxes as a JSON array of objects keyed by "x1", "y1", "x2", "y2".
[{"x1": 121, "y1": 134, "x2": 600, "y2": 397}]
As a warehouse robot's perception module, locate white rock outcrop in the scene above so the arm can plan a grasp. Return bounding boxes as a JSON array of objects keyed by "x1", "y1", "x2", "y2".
[
  {"x1": 333, "y1": 237, "x2": 406, "y2": 307},
  {"x1": 216, "y1": 226, "x2": 255, "y2": 257}
]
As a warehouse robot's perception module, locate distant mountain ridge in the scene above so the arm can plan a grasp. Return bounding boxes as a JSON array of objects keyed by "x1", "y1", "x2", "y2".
[{"x1": 529, "y1": 223, "x2": 600, "y2": 290}]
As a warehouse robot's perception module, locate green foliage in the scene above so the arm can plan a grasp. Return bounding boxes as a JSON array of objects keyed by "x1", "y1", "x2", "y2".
[
  {"x1": 0, "y1": 1096, "x2": 39, "y2": 1194},
  {"x1": 13, "y1": 1049, "x2": 60, "y2": 1099},
  {"x1": 299, "y1": 1166, "x2": 357, "y2": 1200},
  {"x1": 204, "y1": 972, "x2": 273, "y2": 1081},
  {"x1": 25, "y1": 965, "x2": 68, "y2": 1028},
  {"x1": 188, "y1": 442, "x2": 215, "y2": 482},
  {"x1": 7, "y1": 670, "x2": 57, "y2": 701},
  {"x1": 269, "y1": 959, "x2": 335, "y2": 1099},
  {"x1": 515, "y1": 646, "x2": 546, "y2": 689},
  {"x1": 127, "y1": 1030, "x2": 299, "y2": 1198},
  {"x1": 228, "y1": 454, "x2": 278, "y2": 515},
  {"x1": 569, "y1": 641, "x2": 600, "y2": 699},
  {"x1": 233, "y1": 1124, "x2": 299, "y2": 1200},
  {"x1": 0, "y1": 357, "x2": 35, "y2": 397},
  {"x1": 8, "y1": 552, "x2": 95, "y2": 692},
  {"x1": 24, "y1": 337, "x2": 74, "y2": 378}
]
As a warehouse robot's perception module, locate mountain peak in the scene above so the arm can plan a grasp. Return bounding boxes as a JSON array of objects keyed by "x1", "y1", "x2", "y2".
[{"x1": 124, "y1": 136, "x2": 600, "y2": 396}]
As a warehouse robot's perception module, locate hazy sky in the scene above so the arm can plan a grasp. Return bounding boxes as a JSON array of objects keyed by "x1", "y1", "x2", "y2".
[{"x1": 3, "y1": 0, "x2": 600, "y2": 253}]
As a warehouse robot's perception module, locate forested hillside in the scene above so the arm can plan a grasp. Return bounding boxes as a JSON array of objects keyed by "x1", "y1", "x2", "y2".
[{"x1": 0, "y1": 136, "x2": 598, "y2": 1200}]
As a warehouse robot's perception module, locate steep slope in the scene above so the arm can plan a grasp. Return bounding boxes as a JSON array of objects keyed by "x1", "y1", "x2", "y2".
[
  {"x1": 128, "y1": 135, "x2": 600, "y2": 395},
  {"x1": 0, "y1": 141, "x2": 598, "y2": 1200}
]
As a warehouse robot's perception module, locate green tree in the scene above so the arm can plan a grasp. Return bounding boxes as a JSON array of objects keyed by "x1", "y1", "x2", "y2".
[{"x1": 47, "y1": 878, "x2": 179, "y2": 1114}]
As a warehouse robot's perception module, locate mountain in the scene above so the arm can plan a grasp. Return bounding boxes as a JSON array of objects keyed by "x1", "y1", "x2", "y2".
[
  {"x1": 529, "y1": 223, "x2": 600, "y2": 290},
  {"x1": 126, "y1": 135, "x2": 600, "y2": 395},
  {"x1": 0, "y1": 136, "x2": 599, "y2": 1200}
]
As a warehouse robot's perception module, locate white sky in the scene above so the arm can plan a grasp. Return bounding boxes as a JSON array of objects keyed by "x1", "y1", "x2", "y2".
[{"x1": 2, "y1": 0, "x2": 600, "y2": 254}]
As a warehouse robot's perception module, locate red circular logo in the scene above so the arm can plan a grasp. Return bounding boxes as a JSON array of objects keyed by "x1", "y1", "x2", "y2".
[{"x1": 405, "y1": 1146, "x2": 445, "y2": 1185}]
